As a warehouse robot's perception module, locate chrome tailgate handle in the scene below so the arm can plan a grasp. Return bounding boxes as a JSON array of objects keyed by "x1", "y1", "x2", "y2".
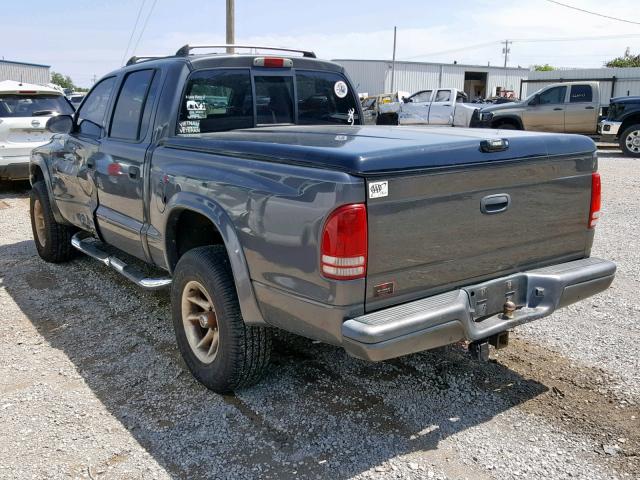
[{"x1": 481, "y1": 193, "x2": 511, "y2": 214}]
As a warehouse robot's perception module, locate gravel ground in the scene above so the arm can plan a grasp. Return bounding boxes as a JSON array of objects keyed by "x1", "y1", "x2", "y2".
[{"x1": 0, "y1": 152, "x2": 638, "y2": 480}]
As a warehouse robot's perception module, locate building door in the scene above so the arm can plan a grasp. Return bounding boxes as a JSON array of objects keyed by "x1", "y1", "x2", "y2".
[{"x1": 464, "y1": 71, "x2": 487, "y2": 101}]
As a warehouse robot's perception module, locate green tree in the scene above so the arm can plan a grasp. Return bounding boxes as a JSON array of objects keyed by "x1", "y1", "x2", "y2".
[
  {"x1": 50, "y1": 71, "x2": 76, "y2": 90},
  {"x1": 605, "y1": 47, "x2": 640, "y2": 68},
  {"x1": 533, "y1": 64, "x2": 556, "y2": 71}
]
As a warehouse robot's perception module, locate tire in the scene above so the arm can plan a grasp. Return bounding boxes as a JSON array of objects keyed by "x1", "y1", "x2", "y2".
[
  {"x1": 171, "y1": 245, "x2": 272, "y2": 393},
  {"x1": 29, "y1": 181, "x2": 77, "y2": 263},
  {"x1": 494, "y1": 122, "x2": 518, "y2": 130},
  {"x1": 619, "y1": 124, "x2": 640, "y2": 157}
]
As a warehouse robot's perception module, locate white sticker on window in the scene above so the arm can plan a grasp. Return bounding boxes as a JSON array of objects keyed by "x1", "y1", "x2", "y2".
[
  {"x1": 334, "y1": 80, "x2": 348, "y2": 98},
  {"x1": 178, "y1": 120, "x2": 201, "y2": 134},
  {"x1": 368, "y1": 181, "x2": 388, "y2": 199},
  {"x1": 186, "y1": 95, "x2": 207, "y2": 120}
]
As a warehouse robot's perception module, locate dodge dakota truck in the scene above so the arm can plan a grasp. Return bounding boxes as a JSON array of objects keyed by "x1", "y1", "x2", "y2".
[{"x1": 29, "y1": 45, "x2": 616, "y2": 393}]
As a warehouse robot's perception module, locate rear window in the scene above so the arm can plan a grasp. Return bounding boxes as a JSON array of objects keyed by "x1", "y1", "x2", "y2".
[
  {"x1": 255, "y1": 75, "x2": 294, "y2": 124},
  {"x1": 0, "y1": 94, "x2": 74, "y2": 117},
  {"x1": 295, "y1": 70, "x2": 359, "y2": 125}
]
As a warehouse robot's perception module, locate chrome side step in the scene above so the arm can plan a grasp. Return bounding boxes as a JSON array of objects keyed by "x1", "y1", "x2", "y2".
[{"x1": 71, "y1": 232, "x2": 171, "y2": 290}]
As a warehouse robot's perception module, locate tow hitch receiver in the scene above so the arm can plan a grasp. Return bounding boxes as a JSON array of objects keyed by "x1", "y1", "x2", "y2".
[{"x1": 469, "y1": 331, "x2": 510, "y2": 362}]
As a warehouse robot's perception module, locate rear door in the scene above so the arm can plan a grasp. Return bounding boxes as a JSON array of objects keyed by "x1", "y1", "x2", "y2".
[
  {"x1": 399, "y1": 90, "x2": 432, "y2": 124},
  {"x1": 428, "y1": 89, "x2": 456, "y2": 125},
  {"x1": 522, "y1": 85, "x2": 566, "y2": 132},
  {"x1": 564, "y1": 84, "x2": 598, "y2": 133},
  {"x1": 50, "y1": 77, "x2": 116, "y2": 231},
  {"x1": 95, "y1": 68, "x2": 160, "y2": 260}
]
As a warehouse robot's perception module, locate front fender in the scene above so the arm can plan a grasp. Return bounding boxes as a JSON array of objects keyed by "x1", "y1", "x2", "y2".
[
  {"x1": 29, "y1": 150, "x2": 66, "y2": 224},
  {"x1": 164, "y1": 191, "x2": 266, "y2": 326}
]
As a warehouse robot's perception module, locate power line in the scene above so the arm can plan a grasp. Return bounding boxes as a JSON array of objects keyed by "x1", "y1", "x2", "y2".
[
  {"x1": 120, "y1": 0, "x2": 147, "y2": 66},
  {"x1": 544, "y1": 0, "x2": 640, "y2": 26},
  {"x1": 131, "y1": 0, "x2": 159, "y2": 57},
  {"x1": 402, "y1": 41, "x2": 499, "y2": 60}
]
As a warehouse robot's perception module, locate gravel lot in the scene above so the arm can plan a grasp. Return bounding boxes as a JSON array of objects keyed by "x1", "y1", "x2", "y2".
[{"x1": 0, "y1": 152, "x2": 638, "y2": 480}]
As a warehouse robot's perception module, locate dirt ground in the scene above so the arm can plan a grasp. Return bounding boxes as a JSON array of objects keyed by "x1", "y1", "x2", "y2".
[{"x1": 0, "y1": 152, "x2": 638, "y2": 480}]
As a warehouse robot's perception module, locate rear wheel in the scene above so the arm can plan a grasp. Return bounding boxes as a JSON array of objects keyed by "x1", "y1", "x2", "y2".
[
  {"x1": 171, "y1": 245, "x2": 272, "y2": 393},
  {"x1": 29, "y1": 181, "x2": 77, "y2": 263},
  {"x1": 620, "y1": 124, "x2": 640, "y2": 157}
]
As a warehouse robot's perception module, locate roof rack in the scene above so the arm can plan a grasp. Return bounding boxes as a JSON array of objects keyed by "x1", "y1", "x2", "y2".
[
  {"x1": 125, "y1": 55, "x2": 166, "y2": 66},
  {"x1": 175, "y1": 44, "x2": 316, "y2": 58}
]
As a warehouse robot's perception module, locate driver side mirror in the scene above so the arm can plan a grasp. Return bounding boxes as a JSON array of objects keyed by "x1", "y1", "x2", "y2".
[
  {"x1": 403, "y1": 97, "x2": 410, "y2": 103},
  {"x1": 529, "y1": 94, "x2": 540, "y2": 106},
  {"x1": 46, "y1": 115, "x2": 74, "y2": 134}
]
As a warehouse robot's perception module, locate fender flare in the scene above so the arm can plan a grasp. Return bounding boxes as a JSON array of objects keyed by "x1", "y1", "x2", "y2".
[
  {"x1": 163, "y1": 192, "x2": 266, "y2": 326},
  {"x1": 491, "y1": 115, "x2": 524, "y2": 130},
  {"x1": 29, "y1": 154, "x2": 66, "y2": 224}
]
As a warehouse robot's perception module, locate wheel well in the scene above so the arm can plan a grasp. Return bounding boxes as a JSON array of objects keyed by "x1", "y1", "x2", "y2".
[
  {"x1": 491, "y1": 117, "x2": 522, "y2": 129},
  {"x1": 620, "y1": 114, "x2": 640, "y2": 135},
  {"x1": 167, "y1": 210, "x2": 225, "y2": 271},
  {"x1": 30, "y1": 165, "x2": 45, "y2": 184}
]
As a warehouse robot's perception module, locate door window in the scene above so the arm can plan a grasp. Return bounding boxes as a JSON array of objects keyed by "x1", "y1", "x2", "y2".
[
  {"x1": 409, "y1": 90, "x2": 432, "y2": 103},
  {"x1": 77, "y1": 77, "x2": 116, "y2": 137},
  {"x1": 538, "y1": 86, "x2": 567, "y2": 105},
  {"x1": 109, "y1": 69, "x2": 155, "y2": 141},
  {"x1": 296, "y1": 71, "x2": 360, "y2": 125},
  {"x1": 434, "y1": 90, "x2": 452, "y2": 102},
  {"x1": 177, "y1": 69, "x2": 253, "y2": 134},
  {"x1": 254, "y1": 76, "x2": 294, "y2": 125},
  {"x1": 569, "y1": 85, "x2": 593, "y2": 103}
]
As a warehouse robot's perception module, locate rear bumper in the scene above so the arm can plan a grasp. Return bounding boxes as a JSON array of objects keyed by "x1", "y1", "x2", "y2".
[
  {"x1": 0, "y1": 155, "x2": 30, "y2": 180},
  {"x1": 342, "y1": 257, "x2": 616, "y2": 361}
]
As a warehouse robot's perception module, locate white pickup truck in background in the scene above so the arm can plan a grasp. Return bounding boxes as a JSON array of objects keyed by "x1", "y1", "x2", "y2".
[{"x1": 373, "y1": 88, "x2": 477, "y2": 127}]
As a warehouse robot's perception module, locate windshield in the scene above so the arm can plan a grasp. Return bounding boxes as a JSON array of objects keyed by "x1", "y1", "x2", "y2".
[{"x1": 0, "y1": 94, "x2": 74, "y2": 117}]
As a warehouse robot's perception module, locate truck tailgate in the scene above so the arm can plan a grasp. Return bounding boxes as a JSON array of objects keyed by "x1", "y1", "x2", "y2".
[{"x1": 365, "y1": 153, "x2": 595, "y2": 311}]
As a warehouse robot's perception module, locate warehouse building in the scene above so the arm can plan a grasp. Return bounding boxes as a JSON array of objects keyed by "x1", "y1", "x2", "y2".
[
  {"x1": 333, "y1": 59, "x2": 530, "y2": 100},
  {"x1": 0, "y1": 59, "x2": 50, "y2": 85}
]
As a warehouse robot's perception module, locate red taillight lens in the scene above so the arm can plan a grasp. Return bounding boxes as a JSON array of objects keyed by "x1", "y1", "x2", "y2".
[
  {"x1": 321, "y1": 204, "x2": 367, "y2": 280},
  {"x1": 589, "y1": 172, "x2": 601, "y2": 228}
]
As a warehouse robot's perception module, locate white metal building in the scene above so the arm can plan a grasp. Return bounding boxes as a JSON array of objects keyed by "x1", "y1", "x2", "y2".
[
  {"x1": 333, "y1": 59, "x2": 530, "y2": 99},
  {"x1": 0, "y1": 59, "x2": 50, "y2": 85},
  {"x1": 525, "y1": 67, "x2": 640, "y2": 106}
]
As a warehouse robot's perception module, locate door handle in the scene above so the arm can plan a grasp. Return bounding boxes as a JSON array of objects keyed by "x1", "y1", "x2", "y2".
[
  {"x1": 128, "y1": 166, "x2": 140, "y2": 179},
  {"x1": 585, "y1": 106, "x2": 595, "y2": 110},
  {"x1": 553, "y1": 108, "x2": 563, "y2": 111},
  {"x1": 86, "y1": 158, "x2": 95, "y2": 169},
  {"x1": 480, "y1": 193, "x2": 511, "y2": 214}
]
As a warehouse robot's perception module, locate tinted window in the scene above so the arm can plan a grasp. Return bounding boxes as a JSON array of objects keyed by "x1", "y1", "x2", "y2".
[
  {"x1": 538, "y1": 86, "x2": 567, "y2": 105},
  {"x1": 410, "y1": 91, "x2": 432, "y2": 103},
  {"x1": 110, "y1": 70, "x2": 155, "y2": 140},
  {"x1": 77, "y1": 77, "x2": 116, "y2": 137},
  {"x1": 570, "y1": 85, "x2": 593, "y2": 103},
  {"x1": 435, "y1": 90, "x2": 451, "y2": 102},
  {"x1": 296, "y1": 71, "x2": 359, "y2": 125},
  {"x1": 255, "y1": 76, "x2": 294, "y2": 125},
  {"x1": 177, "y1": 69, "x2": 253, "y2": 134},
  {"x1": 0, "y1": 94, "x2": 74, "y2": 117}
]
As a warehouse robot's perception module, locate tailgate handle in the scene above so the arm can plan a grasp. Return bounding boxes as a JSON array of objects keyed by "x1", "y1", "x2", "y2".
[{"x1": 481, "y1": 194, "x2": 511, "y2": 214}]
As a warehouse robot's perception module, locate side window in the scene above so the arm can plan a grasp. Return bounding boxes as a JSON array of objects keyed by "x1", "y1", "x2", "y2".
[
  {"x1": 409, "y1": 91, "x2": 432, "y2": 103},
  {"x1": 109, "y1": 69, "x2": 155, "y2": 141},
  {"x1": 570, "y1": 85, "x2": 593, "y2": 103},
  {"x1": 538, "y1": 86, "x2": 567, "y2": 105},
  {"x1": 254, "y1": 76, "x2": 294, "y2": 125},
  {"x1": 177, "y1": 69, "x2": 253, "y2": 134},
  {"x1": 77, "y1": 77, "x2": 116, "y2": 137},
  {"x1": 435, "y1": 90, "x2": 452, "y2": 102}
]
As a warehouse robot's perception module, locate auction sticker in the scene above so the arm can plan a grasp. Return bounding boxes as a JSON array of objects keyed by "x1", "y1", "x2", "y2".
[
  {"x1": 334, "y1": 80, "x2": 348, "y2": 98},
  {"x1": 368, "y1": 180, "x2": 388, "y2": 199}
]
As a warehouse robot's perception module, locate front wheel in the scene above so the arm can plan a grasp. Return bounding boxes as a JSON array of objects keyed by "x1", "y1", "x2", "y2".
[
  {"x1": 171, "y1": 246, "x2": 272, "y2": 393},
  {"x1": 620, "y1": 124, "x2": 640, "y2": 157}
]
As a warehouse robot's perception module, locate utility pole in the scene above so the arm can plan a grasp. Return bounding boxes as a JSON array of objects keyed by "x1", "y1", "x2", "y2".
[
  {"x1": 226, "y1": 0, "x2": 235, "y2": 54},
  {"x1": 92, "y1": 74, "x2": 97, "y2": 84},
  {"x1": 390, "y1": 26, "x2": 397, "y2": 93},
  {"x1": 502, "y1": 39, "x2": 511, "y2": 68}
]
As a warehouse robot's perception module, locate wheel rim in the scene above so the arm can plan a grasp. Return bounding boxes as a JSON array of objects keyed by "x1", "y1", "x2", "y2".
[
  {"x1": 181, "y1": 280, "x2": 219, "y2": 364},
  {"x1": 33, "y1": 199, "x2": 46, "y2": 248},
  {"x1": 625, "y1": 129, "x2": 640, "y2": 153}
]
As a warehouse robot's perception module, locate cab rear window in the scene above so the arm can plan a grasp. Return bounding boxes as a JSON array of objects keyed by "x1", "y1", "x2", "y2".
[
  {"x1": 177, "y1": 68, "x2": 359, "y2": 135},
  {"x1": 0, "y1": 94, "x2": 74, "y2": 117}
]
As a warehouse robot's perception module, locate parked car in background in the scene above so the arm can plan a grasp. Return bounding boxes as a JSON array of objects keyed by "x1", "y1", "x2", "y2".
[
  {"x1": 598, "y1": 96, "x2": 640, "y2": 157},
  {"x1": 376, "y1": 88, "x2": 476, "y2": 127},
  {"x1": 470, "y1": 82, "x2": 601, "y2": 134},
  {"x1": 29, "y1": 44, "x2": 615, "y2": 393},
  {"x1": 68, "y1": 93, "x2": 86, "y2": 110},
  {"x1": 361, "y1": 91, "x2": 410, "y2": 125},
  {"x1": 0, "y1": 80, "x2": 74, "y2": 181}
]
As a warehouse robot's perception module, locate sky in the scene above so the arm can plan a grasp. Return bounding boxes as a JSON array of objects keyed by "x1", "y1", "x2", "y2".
[{"x1": 2, "y1": 0, "x2": 639, "y2": 87}]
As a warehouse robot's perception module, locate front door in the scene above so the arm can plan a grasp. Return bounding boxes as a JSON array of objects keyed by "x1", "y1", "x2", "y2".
[
  {"x1": 399, "y1": 90, "x2": 432, "y2": 124},
  {"x1": 522, "y1": 85, "x2": 567, "y2": 132},
  {"x1": 428, "y1": 89, "x2": 456, "y2": 125},
  {"x1": 94, "y1": 69, "x2": 159, "y2": 261},
  {"x1": 50, "y1": 76, "x2": 117, "y2": 232}
]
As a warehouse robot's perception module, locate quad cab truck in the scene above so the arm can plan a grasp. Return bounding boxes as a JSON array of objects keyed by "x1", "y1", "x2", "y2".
[{"x1": 29, "y1": 45, "x2": 616, "y2": 393}]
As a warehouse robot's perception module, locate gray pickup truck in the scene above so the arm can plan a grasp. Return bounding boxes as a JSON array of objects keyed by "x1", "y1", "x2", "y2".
[{"x1": 29, "y1": 45, "x2": 616, "y2": 393}]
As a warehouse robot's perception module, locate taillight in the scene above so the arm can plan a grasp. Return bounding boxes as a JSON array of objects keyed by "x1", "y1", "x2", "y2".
[
  {"x1": 589, "y1": 172, "x2": 601, "y2": 228},
  {"x1": 321, "y1": 204, "x2": 367, "y2": 280}
]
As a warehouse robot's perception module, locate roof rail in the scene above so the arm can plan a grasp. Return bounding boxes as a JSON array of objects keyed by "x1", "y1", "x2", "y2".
[
  {"x1": 125, "y1": 55, "x2": 167, "y2": 66},
  {"x1": 175, "y1": 44, "x2": 317, "y2": 58}
]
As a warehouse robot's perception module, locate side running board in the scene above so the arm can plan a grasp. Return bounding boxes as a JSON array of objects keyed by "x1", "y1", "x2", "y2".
[{"x1": 71, "y1": 232, "x2": 172, "y2": 290}]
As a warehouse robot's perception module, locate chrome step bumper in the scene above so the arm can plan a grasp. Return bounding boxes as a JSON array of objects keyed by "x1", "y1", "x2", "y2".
[
  {"x1": 342, "y1": 257, "x2": 616, "y2": 361},
  {"x1": 71, "y1": 232, "x2": 171, "y2": 290}
]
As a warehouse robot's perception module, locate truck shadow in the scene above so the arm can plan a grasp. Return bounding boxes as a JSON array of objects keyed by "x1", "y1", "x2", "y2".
[{"x1": 0, "y1": 240, "x2": 548, "y2": 479}]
